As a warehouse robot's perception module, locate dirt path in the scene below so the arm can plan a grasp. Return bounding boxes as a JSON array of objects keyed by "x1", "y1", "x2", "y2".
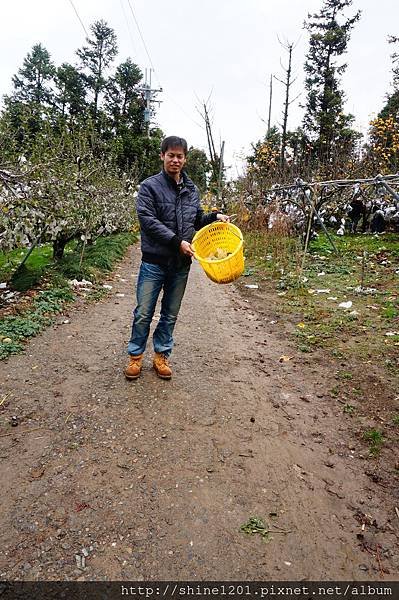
[{"x1": 0, "y1": 245, "x2": 398, "y2": 581}]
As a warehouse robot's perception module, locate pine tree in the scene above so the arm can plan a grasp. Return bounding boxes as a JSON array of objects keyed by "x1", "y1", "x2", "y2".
[
  {"x1": 303, "y1": 0, "x2": 360, "y2": 170},
  {"x1": 55, "y1": 63, "x2": 87, "y2": 119},
  {"x1": 12, "y1": 43, "x2": 56, "y2": 105},
  {"x1": 379, "y1": 36, "x2": 399, "y2": 119},
  {"x1": 185, "y1": 148, "x2": 211, "y2": 193},
  {"x1": 106, "y1": 59, "x2": 143, "y2": 133},
  {"x1": 76, "y1": 20, "x2": 118, "y2": 122},
  {"x1": 389, "y1": 35, "x2": 399, "y2": 91}
]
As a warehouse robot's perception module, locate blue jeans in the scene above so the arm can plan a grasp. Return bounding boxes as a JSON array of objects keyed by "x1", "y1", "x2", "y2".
[{"x1": 127, "y1": 261, "x2": 190, "y2": 357}]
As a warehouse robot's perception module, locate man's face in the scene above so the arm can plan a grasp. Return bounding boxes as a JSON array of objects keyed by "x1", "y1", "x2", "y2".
[{"x1": 161, "y1": 146, "x2": 186, "y2": 176}]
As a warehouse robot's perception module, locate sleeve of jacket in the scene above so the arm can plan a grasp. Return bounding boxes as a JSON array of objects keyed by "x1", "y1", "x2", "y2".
[
  {"x1": 136, "y1": 181, "x2": 182, "y2": 249},
  {"x1": 193, "y1": 187, "x2": 218, "y2": 230}
]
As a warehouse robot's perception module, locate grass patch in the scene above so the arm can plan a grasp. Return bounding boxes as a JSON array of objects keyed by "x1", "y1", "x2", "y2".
[
  {"x1": 54, "y1": 234, "x2": 134, "y2": 281},
  {"x1": 336, "y1": 370, "x2": 353, "y2": 380},
  {"x1": 382, "y1": 302, "x2": 398, "y2": 320},
  {"x1": 0, "y1": 245, "x2": 53, "y2": 276},
  {"x1": 0, "y1": 232, "x2": 137, "y2": 359},
  {"x1": 242, "y1": 230, "x2": 399, "y2": 381},
  {"x1": 363, "y1": 428, "x2": 384, "y2": 457}
]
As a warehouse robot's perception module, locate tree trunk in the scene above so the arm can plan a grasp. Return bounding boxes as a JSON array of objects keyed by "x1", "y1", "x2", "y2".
[
  {"x1": 280, "y1": 45, "x2": 293, "y2": 171},
  {"x1": 53, "y1": 236, "x2": 69, "y2": 261}
]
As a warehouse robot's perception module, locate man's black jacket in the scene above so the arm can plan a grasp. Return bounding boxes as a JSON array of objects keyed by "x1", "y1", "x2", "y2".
[{"x1": 136, "y1": 169, "x2": 217, "y2": 267}]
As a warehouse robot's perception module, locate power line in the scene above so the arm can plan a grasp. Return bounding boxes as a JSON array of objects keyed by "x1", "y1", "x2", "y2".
[
  {"x1": 126, "y1": 0, "x2": 158, "y2": 81},
  {"x1": 119, "y1": 0, "x2": 139, "y2": 59},
  {"x1": 67, "y1": 0, "x2": 89, "y2": 38},
  {"x1": 123, "y1": 1, "x2": 203, "y2": 132}
]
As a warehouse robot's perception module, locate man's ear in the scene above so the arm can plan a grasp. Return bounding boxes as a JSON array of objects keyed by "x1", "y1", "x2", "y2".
[{"x1": 160, "y1": 153, "x2": 165, "y2": 160}]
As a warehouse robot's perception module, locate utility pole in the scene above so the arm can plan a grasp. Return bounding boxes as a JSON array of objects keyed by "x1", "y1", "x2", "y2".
[{"x1": 138, "y1": 68, "x2": 162, "y2": 136}]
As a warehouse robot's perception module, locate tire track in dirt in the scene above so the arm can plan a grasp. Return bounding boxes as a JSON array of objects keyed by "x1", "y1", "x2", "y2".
[{"x1": 0, "y1": 244, "x2": 397, "y2": 580}]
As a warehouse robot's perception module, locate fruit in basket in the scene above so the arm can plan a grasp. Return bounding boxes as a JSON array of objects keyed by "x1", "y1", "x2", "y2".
[{"x1": 207, "y1": 247, "x2": 231, "y2": 260}]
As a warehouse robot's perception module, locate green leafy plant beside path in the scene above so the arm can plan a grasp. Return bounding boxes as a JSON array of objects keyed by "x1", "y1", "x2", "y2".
[{"x1": 0, "y1": 232, "x2": 136, "y2": 359}]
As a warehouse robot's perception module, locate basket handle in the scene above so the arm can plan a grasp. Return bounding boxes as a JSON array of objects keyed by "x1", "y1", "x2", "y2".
[
  {"x1": 216, "y1": 220, "x2": 243, "y2": 240},
  {"x1": 227, "y1": 228, "x2": 243, "y2": 241}
]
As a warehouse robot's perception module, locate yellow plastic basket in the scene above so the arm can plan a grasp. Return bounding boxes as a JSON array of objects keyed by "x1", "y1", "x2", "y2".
[{"x1": 191, "y1": 221, "x2": 244, "y2": 284}]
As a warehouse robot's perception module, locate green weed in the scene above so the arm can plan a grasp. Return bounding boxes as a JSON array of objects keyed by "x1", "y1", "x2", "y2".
[
  {"x1": 0, "y1": 288, "x2": 72, "y2": 359},
  {"x1": 0, "y1": 340, "x2": 25, "y2": 359},
  {"x1": 298, "y1": 344, "x2": 312, "y2": 353},
  {"x1": 240, "y1": 517, "x2": 270, "y2": 541},
  {"x1": 363, "y1": 429, "x2": 384, "y2": 456},
  {"x1": 336, "y1": 370, "x2": 353, "y2": 380},
  {"x1": 382, "y1": 303, "x2": 398, "y2": 320},
  {"x1": 0, "y1": 316, "x2": 45, "y2": 340},
  {"x1": 33, "y1": 288, "x2": 74, "y2": 314}
]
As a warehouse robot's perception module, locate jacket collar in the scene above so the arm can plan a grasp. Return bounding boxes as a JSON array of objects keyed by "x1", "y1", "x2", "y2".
[{"x1": 161, "y1": 169, "x2": 192, "y2": 191}]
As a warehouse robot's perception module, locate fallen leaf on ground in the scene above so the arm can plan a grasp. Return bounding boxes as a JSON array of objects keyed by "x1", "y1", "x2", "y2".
[
  {"x1": 76, "y1": 502, "x2": 91, "y2": 512},
  {"x1": 30, "y1": 467, "x2": 44, "y2": 479},
  {"x1": 279, "y1": 355, "x2": 294, "y2": 363}
]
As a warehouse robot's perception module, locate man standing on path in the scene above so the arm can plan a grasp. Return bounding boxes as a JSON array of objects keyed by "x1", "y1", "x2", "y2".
[{"x1": 125, "y1": 135, "x2": 229, "y2": 381}]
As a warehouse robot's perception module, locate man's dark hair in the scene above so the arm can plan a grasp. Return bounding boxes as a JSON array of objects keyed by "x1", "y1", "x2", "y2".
[{"x1": 161, "y1": 136, "x2": 188, "y2": 155}]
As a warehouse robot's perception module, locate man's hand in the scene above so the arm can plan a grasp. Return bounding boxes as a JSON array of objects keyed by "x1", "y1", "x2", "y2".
[
  {"x1": 216, "y1": 213, "x2": 230, "y2": 222},
  {"x1": 180, "y1": 240, "x2": 195, "y2": 257}
]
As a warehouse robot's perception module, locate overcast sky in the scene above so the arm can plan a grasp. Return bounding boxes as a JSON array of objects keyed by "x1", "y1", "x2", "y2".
[{"x1": 1, "y1": 1, "x2": 397, "y2": 175}]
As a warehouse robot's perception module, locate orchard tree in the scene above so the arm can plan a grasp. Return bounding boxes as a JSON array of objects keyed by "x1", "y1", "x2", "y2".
[
  {"x1": 379, "y1": 35, "x2": 399, "y2": 119},
  {"x1": 367, "y1": 35, "x2": 399, "y2": 174},
  {"x1": 303, "y1": 0, "x2": 361, "y2": 171},
  {"x1": 366, "y1": 115, "x2": 399, "y2": 174},
  {"x1": 246, "y1": 127, "x2": 281, "y2": 194},
  {"x1": 76, "y1": 20, "x2": 118, "y2": 122}
]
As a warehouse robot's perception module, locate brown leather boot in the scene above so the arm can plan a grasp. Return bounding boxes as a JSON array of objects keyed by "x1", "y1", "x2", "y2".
[
  {"x1": 153, "y1": 352, "x2": 172, "y2": 379},
  {"x1": 124, "y1": 354, "x2": 143, "y2": 380}
]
